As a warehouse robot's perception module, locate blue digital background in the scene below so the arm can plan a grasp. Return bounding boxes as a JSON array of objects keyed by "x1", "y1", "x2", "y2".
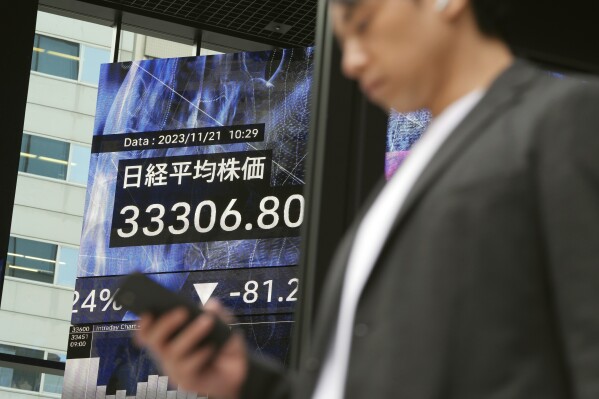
[
  {"x1": 79, "y1": 48, "x2": 313, "y2": 278},
  {"x1": 385, "y1": 109, "x2": 431, "y2": 179}
]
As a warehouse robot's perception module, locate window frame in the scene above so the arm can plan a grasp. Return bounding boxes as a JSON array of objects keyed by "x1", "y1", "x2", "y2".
[
  {"x1": 31, "y1": 33, "x2": 81, "y2": 82},
  {"x1": 19, "y1": 131, "x2": 91, "y2": 187},
  {"x1": 31, "y1": 31, "x2": 111, "y2": 87},
  {"x1": 19, "y1": 131, "x2": 71, "y2": 182},
  {"x1": 6, "y1": 235, "x2": 59, "y2": 285},
  {"x1": 0, "y1": 340, "x2": 65, "y2": 397},
  {"x1": 6, "y1": 234, "x2": 79, "y2": 289}
]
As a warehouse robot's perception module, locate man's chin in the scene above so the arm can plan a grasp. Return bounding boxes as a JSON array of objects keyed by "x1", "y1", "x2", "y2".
[
  {"x1": 388, "y1": 98, "x2": 426, "y2": 115},
  {"x1": 364, "y1": 93, "x2": 423, "y2": 115},
  {"x1": 365, "y1": 94, "x2": 391, "y2": 112}
]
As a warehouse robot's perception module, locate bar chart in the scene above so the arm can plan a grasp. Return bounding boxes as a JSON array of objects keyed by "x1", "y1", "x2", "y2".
[{"x1": 62, "y1": 357, "x2": 206, "y2": 399}]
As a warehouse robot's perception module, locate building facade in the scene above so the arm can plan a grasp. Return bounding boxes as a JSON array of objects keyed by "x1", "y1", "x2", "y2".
[{"x1": 0, "y1": 11, "x2": 205, "y2": 397}]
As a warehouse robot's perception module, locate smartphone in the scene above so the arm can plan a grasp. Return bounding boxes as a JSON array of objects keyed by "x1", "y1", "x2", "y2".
[{"x1": 114, "y1": 272, "x2": 232, "y2": 351}]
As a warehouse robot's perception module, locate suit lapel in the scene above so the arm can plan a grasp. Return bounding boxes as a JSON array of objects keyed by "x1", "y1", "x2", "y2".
[
  {"x1": 309, "y1": 178, "x2": 389, "y2": 355},
  {"x1": 310, "y1": 227, "x2": 355, "y2": 347},
  {"x1": 383, "y1": 60, "x2": 540, "y2": 245},
  {"x1": 303, "y1": 182, "x2": 392, "y2": 398}
]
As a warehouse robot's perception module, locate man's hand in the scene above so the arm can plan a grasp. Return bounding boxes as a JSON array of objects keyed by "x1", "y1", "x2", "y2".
[{"x1": 135, "y1": 301, "x2": 248, "y2": 399}]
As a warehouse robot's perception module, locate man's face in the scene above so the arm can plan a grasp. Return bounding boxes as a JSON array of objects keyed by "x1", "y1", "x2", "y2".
[{"x1": 332, "y1": 0, "x2": 451, "y2": 112}]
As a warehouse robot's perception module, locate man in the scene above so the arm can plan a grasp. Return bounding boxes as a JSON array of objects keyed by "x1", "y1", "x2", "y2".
[{"x1": 136, "y1": 0, "x2": 599, "y2": 397}]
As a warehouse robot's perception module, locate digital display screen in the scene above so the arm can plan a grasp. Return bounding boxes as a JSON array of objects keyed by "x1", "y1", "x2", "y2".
[{"x1": 63, "y1": 48, "x2": 313, "y2": 399}]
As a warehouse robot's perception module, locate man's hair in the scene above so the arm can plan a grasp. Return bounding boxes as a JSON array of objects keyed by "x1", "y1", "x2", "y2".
[{"x1": 330, "y1": 0, "x2": 511, "y2": 41}]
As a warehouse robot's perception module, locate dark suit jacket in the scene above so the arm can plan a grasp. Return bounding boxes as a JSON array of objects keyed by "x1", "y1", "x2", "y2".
[{"x1": 240, "y1": 59, "x2": 599, "y2": 399}]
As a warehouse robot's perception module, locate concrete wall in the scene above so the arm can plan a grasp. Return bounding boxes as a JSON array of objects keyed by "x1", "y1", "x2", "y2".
[
  {"x1": 24, "y1": 75, "x2": 97, "y2": 145},
  {"x1": 0, "y1": 277, "x2": 71, "y2": 398},
  {"x1": 0, "y1": 16, "x2": 97, "y2": 398},
  {"x1": 0, "y1": 279, "x2": 71, "y2": 352},
  {"x1": 36, "y1": 11, "x2": 112, "y2": 48},
  {"x1": 0, "y1": 388, "x2": 57, "y2": 399}
]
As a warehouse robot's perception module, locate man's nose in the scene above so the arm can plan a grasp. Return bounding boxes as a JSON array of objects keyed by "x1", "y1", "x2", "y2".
[{"x1": 341, "y1": 39, "x2": 368, "y2": 80}]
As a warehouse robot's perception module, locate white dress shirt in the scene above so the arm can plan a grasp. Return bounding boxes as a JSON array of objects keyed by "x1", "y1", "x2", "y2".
[{"x1": 312, "y1": 89, "x2": 485, "y2": 399}]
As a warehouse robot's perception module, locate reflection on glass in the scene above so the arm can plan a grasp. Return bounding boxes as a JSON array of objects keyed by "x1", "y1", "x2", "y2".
[
  {"x1": 19, "y1": 134, "x2": 70, "y2": 180},
  {"x1": 42, "y1": 352, "x2": 66, "y2": 394},
  {"x1": 7, "y1": 237, "x2": 58, "y2": 284},
  {"x1": 56, "y1": 246, "x2": 79, "y2": 288},
  {"x1": 31, "y1": 34, "x2": 79, "y2": 80},
  {"x1": 0, "y1": 344, "x2": 44, "y2": 392},
  {"x1": 42, "y1": 373, "x2": 64, "y2": 394},
  {"x1": 81, "y1": 45, "x2": 110, "y2": 85},
  {"x1": 68, "y1": 144, "x2": 91, "y2": 185}
]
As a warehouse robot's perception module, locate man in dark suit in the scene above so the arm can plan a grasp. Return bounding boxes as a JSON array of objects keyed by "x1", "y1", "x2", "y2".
[{"x1": 136, "y1": 0, "x2": 599, "y2": 397}]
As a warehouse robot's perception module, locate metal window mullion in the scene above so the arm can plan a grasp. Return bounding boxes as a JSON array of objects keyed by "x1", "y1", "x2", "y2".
[
  {"x1": 53, "y1": 245, "x2": 62, "y2": 285},
  {"x1": 77, "y1": 43, "x2": 84, "y2": 82},
  {"x1": 193, "y1": 29, "x2": 203, "y2": 56},
  {"x1": 65, "y1": 142, "x2": 73, "y2": 183},
  {"x1": 39, "y1": 367, "x2": 46, "y2": 393},
  {"x1": 111, "y1": 11, "x2": 123, "y2": 63}
]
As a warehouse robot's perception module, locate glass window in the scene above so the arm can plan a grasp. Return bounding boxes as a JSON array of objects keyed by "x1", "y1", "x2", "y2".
[
  {"x1": 19, "y1": 133, "x2": 70, "y2": 180},
  {"x1": 80, "y1": 45, "x2": 111, "y2": 85},
  {"x1": 67, "y1": 144, "x2": 91, "y2": 185},
  {"x1": 6, "y1": 237, "x2": 58, "y2": 284},
  {"x1": 42, "y1": 373, "x2": 63, "y2": 394},
  {"x1": 42, "y1": 352, "x2": 66, "y2": 394},
  {"x1": 19, "y1": 134, "x2": 91, "y2": 184},
  {"x1": 55, "y1": 246, "x2": 78, "y2": 288},
  {"x1": 0, "y1": 344, "x2": 44, "y2": 392},
  {"x1": 31, "y1": 34, "x2": 79, "y2": 80}
]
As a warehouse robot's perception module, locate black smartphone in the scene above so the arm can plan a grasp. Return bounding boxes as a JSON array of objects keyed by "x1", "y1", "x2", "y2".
[{"x1": 114, "y1": 272, "x2": 232, "y2": 351}]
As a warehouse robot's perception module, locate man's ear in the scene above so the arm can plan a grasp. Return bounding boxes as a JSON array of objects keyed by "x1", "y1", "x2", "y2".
[
  {"x1": 435, "y1": 0, "x2": 450, "y2": 12},
  {"x1": 436, "y1": 0, "x2": 469, "y2": 21}
]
